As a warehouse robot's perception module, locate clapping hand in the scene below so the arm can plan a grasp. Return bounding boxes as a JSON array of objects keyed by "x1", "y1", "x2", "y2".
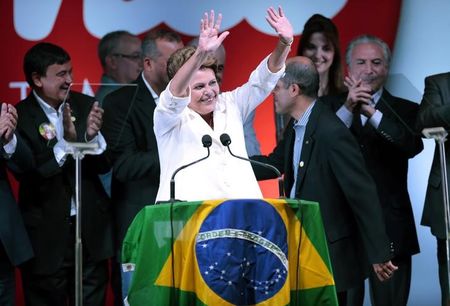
[
  {"x1": 86, "y1": 102, "x2": 103, "y2": 142},
  {"x1": 0, "y1": 103, "x2": 18, "y2": 145},
  {"x1": 63, "y1": 103, "x2": 77, "y2": 142},
  {"x1": 344, "y1": 75, "x2": 374, "y2": 115}
]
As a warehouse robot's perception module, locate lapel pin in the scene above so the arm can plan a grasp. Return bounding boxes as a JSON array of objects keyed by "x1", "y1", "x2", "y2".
[{"x1": 38, "y1": 122, "x2": 56, "y2": 141}]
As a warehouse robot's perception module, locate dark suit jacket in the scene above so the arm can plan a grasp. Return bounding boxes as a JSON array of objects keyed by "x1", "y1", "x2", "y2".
[
  {"x1": 102, "y1": 76, "x2": 160, "y2": 258},
  {"x1": 14, "y1": 92, "x2": 114, "y2": 274},
  {"x1": 416, "y1": 72, "x2": 450, "y2": 239},
  {"x1": 253, "y1": 100, "x2": 392, "y2": 292},
  {"x1": 323, "y1": 89, "x2": 422, "y2": 258},
  {"x1": 0, "y1": 135, "x2": 33, "y2": 266}
]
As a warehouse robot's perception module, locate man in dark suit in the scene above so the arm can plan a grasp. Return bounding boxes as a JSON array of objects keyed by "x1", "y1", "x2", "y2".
[
  {"x1": 323, "y1": 35, "x2": 422, "y2": 306},
  {"x1": 14, "y1": 42, "x2": 113, "y2": 306},
  {"x1": 101, "y1": 29, "x2": 183, "y2": 299},
  {"x1": 95, "y1": 30, "x2": 143, "y2": 306},
  {"x1": 416, "y1": 72, "x2": 450, "y2": 306},
  {"x1": 252, "y1": 56, "x2": 397, "y2": 306},
  {"x1": 0, "y1": 102, "x2": 33, "y2": 305}
]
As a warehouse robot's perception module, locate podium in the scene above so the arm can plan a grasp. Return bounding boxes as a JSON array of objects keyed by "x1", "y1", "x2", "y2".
[{"x1": 121, "y1": 199, "x2": 337, "y2": 306}]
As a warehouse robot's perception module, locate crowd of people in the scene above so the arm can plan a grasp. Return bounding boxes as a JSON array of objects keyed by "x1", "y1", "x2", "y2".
[{"x1": 0, "y1": 6, "x2": 448, "y2": 306}]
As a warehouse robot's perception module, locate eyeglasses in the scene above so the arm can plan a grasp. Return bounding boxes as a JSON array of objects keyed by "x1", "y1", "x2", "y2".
[{"x1": 112, "y1": 53, "x2": 142, "y2": 62}]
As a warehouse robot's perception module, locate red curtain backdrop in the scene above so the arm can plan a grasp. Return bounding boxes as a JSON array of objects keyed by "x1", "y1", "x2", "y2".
[{"x1": 0, "y1": 1, "x2": 401, "y2": 304}]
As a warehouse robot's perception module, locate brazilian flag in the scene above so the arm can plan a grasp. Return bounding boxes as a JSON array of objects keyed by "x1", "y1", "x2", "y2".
[{"x1": 122, "y1": 198, "x2": 338, "y2": 305}]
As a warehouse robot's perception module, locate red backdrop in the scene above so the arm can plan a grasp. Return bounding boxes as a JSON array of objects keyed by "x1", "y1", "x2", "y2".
[{"x1": 0, "y1": 1, "x2": 401, "y2": 304}]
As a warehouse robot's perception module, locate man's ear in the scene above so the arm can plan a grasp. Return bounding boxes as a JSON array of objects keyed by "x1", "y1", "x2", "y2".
[
  {"x1": 31, "y1": 72, "x2": 43, "y2": 88},
  {"x1": 143, "y1": 56, "x2": 152, "y2": 70},
  {"x1": 290, "y1": 83, "x2": 302, "y2": 96}
]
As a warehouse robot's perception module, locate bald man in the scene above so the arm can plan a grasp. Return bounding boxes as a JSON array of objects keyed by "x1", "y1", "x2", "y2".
[{"x1": 252, "y1": 56, "x2": 396, "y2": 305}]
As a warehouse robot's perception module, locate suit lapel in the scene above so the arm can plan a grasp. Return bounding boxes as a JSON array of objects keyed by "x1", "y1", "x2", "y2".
[
  {"x1": 375, "y1": 89, "x2": 393, "y2": 114},
  {"x1": 27, "y1": 95, "x2": 51, "y2": 129},
  {"x1": 134, "y1": 77, "x2": 156, "y2": 124},
  {"x1": 283, "y1": 120, "x2": 295, "y2": 192},
  {"x1": 24, "y1": 95, "x2": 59, "y2": 148}
]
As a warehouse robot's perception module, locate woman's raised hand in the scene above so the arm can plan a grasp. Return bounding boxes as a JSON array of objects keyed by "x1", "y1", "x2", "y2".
[
  {"x1": 198, "y1": 10, "x2": 229, "y2": 53},
  {"x1": 266, "y1": 6, "x2": 294, "y2": 46}
]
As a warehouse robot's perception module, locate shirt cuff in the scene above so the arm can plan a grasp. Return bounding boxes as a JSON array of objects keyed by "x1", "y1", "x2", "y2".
[
  {"x1": 336, "y1": 105, "x2": 353, "y2": 128},
  {"x1": 2, "y1": 134, "x2": 17, "y2": 158},
  {"x1": 53, "y1": 138, "x2": 69, "y2": 166},
  {"x1": 54, "y1": 133, "x2": 107, "y2": 167},
  {"x1": 160, "y1": 80, "x2": 191, "y2": 112},
  {"x1": 86, "y1": 132, "x2": 107, "y2": 154},
  {"x1": 369, "y1": 110, "x2": 383, "y2": 129}
]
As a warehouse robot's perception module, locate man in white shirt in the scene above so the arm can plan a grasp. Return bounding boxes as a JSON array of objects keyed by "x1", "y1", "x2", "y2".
[{"x1": 14, "y1": 42, "x2": 113, "y2": 306}]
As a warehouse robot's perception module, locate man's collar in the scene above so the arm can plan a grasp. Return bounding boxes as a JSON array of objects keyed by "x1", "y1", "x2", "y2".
[
  {"x1": 293, "y1": 99, "x2": 316, "y2": 127},
  {"x1": 141, "y1": 72, "x2": 159, "y2": 101},
  {"x1": 372, "y1": 88, "x2": 384, "y2": 104},
  {"x1": 33, "y1": 90, "x2": 63, "y2": 113}
]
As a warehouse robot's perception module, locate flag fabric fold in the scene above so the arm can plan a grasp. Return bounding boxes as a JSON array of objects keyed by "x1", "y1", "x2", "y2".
[{"x1": 122, "y1": 198, "x2": 338, "y2": 305}]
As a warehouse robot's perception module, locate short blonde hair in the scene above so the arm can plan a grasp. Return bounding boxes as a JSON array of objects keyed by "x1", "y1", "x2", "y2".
[{"x1": 167, "y1": 46, "x2": 218, "y2": 80}]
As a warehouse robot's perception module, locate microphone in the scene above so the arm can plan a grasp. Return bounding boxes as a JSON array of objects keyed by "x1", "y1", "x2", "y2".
[
  {"x1": 169, "y1": 134, "x2": 212, "y2": 202},
  {"x1": 219, "y1": 133, "x2": 285, "y2": 198}
]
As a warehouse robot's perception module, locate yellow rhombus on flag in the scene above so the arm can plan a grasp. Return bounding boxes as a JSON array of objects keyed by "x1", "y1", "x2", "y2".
[{"x1": 122, "y1": 198, "x2": 338, "y2": 306}]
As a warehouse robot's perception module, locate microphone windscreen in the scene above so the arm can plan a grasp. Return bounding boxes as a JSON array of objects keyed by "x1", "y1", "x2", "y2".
[
  {"x1": 220, "y1": 133, "x2": 231, "y2": 146},
  {"x1": 202, "y1": 134, "x2": 212, "y2": 148}
]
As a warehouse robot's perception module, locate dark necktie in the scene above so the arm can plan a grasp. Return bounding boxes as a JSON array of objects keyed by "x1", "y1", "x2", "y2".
[{"x1": 350, "y1": 105, "x2": 363, "y2": 138}]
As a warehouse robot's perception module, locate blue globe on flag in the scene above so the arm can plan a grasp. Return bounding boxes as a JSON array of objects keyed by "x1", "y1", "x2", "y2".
[{"x1": 195, "y1": 199, "x2": 288, "y2": 305}]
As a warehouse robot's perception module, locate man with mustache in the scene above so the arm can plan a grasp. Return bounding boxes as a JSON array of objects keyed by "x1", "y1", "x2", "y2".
[
  {"x1": 323, "y1": 35, "x2": 423, "y2": 306},
  {"x1": 13, "y1": 42, "x2": 113, "y2": 306}
]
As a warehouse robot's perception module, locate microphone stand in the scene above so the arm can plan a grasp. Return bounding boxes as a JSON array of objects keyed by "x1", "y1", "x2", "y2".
[
  {"x1": 169, "y1": 148, "x2": 210, "y2": 202},
  {"x1": 222, "y1": 144, "x2": 284, "y2": 198},
  {"x1": 166, "y1": 134, "x2": 211, "y2": 305},
  {"x1": 168, "y1": 135, "x2": 212, "y2": 202},
  {"x1": 64, "y1": 142, "x2": 99, "y2": 306},
  {"x1": 423, "y1": 127, "x2": 450, "y2": 303}
]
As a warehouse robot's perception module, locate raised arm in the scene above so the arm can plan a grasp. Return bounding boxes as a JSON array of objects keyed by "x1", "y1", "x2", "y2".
[
  {"x1": 169, "y1": 10, "x2": 229, "y2": 97},
  {"x1": 266, "y1": 6, "x2": 294, "y2": 73}
]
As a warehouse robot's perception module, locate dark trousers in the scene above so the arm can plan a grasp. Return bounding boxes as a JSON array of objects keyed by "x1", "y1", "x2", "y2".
[
  {"x1": 346, "y1": 283, "x2": 364, "y2": 306},
  {"x1": 438, "y1": 238, "x2": 450, "y2": 306},
  {"x1": 21, "y1": 220, "x2": 109, "y2": 306},
  {"x1": 110, "y1": 259, "x2": 123, "y2": 306},
  {"x1": 368, "y1": 256, "x2": 412, "y2": 306},
  {"x1": 337, "y1": 290, "x2": 347, "y2": 306},
  {"x1": 0, "y1": 243, "x2": 15, "y2": 306},
  {"x1": 22, "y1": 260, "x2": 108, "y2": 306},
  {"x1": 345, "y1": 256, "x2": 413, "y2": 306}
]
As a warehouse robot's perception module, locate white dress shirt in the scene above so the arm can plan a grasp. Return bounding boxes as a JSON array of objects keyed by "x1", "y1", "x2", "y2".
[
  {"x1": 2, "y1": 135, "x2": 17, "y2": 158},
  {"x1": 34, "y1": 91, "x2": 106, "y2": 215},
  {"x1": 141, "y1": 72, "x2": 159, "y2": 105}
]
